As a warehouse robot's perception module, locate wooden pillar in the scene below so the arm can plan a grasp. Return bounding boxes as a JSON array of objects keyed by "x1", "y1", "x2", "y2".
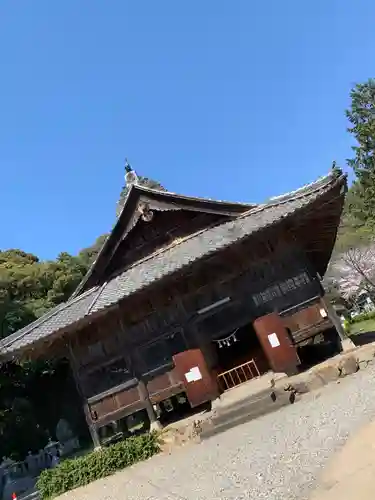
[
  {"x1": 117, "y1": 311, "x2": 161, "y2": 430},
  {"x1": 253, "y1": 313, "x2": 300, "y2": 375},
  {"x1": 67, "y1": 343, "x2": 101, "y2": 449},
  {"x1": 138, "y1": 380, "x2": 162, "y2": 431}
]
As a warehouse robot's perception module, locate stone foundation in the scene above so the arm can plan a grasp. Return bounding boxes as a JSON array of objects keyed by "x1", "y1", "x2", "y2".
[{"x1": 283, "y1": 342, "x2": 375, "y2": 396}]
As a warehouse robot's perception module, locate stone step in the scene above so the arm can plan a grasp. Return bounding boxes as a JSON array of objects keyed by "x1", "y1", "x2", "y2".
[
  {"x1": 19, "y1": 492, "x2": 39, "y2": 500},
  {"x1": 212, "y1": 387, "x2": 276, "y2": 419},
  {"x1": 201, "y1": 389, "x2": 298, "y2": 439}
]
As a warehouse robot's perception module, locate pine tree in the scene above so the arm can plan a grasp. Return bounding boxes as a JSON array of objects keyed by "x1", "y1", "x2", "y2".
[{"x1": 346, "y1": 78, "x2": 375, "y2": 225}]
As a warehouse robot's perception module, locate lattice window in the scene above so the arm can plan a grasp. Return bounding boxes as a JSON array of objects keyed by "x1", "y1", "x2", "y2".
[
  {"x1": 140, "y1": 330, "x2": 187, "y2": 374},
  {"x1": 82, "y1": 357, "x2": 134, "y2": 398}
]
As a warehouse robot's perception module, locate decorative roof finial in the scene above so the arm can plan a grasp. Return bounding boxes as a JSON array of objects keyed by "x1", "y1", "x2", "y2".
[
  {"x1": 124, "y1": 157, "x2": 139, "y2": 187},
  {"x1": 331, "y1": 160, "x2": 342, "y2": 178},
  {"x1": 124, "y1": 158, "x2": 132, "y2": 174}
]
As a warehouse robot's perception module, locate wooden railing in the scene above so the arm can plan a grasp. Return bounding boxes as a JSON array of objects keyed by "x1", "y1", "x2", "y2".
[
  {"x1": 291, "y1": 318, "x2": 332, "y2": 344},
  {"x1": 217, "y1": 359, "x2": 260, "y2": 391}
]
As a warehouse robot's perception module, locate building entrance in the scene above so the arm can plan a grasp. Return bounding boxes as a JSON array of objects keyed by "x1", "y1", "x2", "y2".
[{"x1": 213, "y1": 322, "x2": 269, "y2": 391}]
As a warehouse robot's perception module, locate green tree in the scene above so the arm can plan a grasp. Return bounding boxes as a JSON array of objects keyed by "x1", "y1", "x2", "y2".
[
  {"x1": 0, "y1": 249, "x2": 90, "y2": 338},
  {"x1": 78, "y1": 234, "x2": 108, "y2": 266},
  {"x1": 0, "y1": 361, "x2": 53, "y2": 458},
  {"x1": 334, "y1": 187, "x2": 373, "y2": 254},
  {"x1": 0, "y1": 172, "x2": 170, "y2": 458},
  {"x1": 0, "y1": 359, "x2": 88, "y2": 460},
  {"x1": 346, "y1": 78, "x2": 375, "y2": 226}
]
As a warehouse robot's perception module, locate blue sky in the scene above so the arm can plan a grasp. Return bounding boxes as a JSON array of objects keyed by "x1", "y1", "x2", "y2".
[{"x1": 0, "y1": 0, "x2": 374, "y2": 260}]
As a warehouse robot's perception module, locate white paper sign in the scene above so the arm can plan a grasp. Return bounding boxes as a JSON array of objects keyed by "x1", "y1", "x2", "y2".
[
  {"x1": 184, "y1": 366, "x2": 202, "y2": 383},
  {"x1": 268, "y1": 333, "x2": 280, "y2": 348},
  {"x1": 319, "y1": 308, "x2": 328, "y2": 318}
]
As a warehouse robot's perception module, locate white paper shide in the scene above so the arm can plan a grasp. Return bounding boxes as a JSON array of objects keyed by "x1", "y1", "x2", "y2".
[{"x1": 268, "y1": 333, "x2": 280, "y2": 348}]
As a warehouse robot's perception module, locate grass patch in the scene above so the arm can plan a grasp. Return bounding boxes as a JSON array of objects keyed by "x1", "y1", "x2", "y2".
[
  {"x1": 36, "y1": 432, "x2": 160, "y2": 499},
  {"x1": 349, "y1": 318, "x2": 375, "y2": 335}
]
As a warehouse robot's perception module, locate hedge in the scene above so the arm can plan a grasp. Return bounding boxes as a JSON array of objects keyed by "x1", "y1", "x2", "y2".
[
  {"x1": 36, "y1": 432, "x2": 160, "y2": 499},
  {"x1": 349, "y1": 310, "x2": 375, "y2": 325}
]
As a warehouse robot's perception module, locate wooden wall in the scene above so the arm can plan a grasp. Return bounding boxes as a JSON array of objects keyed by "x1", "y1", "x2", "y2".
[
  {"x1": 282, "y1": 302, "x2": 332, "y2": 344},
  {"x1": 106, "y1": 210, "x2": 226, "y2": 277},
  {"x1": 70, "y1": 226, "x2": 323, "y2": 427}
]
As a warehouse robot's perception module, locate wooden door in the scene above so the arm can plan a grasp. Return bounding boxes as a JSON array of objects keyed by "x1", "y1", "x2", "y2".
[
  {"x1": 173, "y1": 349, "x2": 218, "y2": 407},
  {"x1": 254, "y1": 313, "x2": 300, "y2": 374}
]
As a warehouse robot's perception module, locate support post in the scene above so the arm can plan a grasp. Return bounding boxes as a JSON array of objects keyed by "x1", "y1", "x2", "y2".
[
  {"x1": 138, "y1": 380, "x2": 162, "y2": 431},
  {"x1": 320, "y1": 296, "x2": 355, "y2": 351},
  {"x1": 67, "y1": 342, "x2": 101, "y2": 449},
  {"x1": 118, "y1": 312, "x2": 161, "y2": 431}
]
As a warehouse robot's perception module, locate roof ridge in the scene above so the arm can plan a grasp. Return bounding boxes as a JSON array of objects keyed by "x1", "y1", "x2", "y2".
[
  {"x1": 267, "y1": 172, "x2": 335, "y2": 204},
  {"x1": 96, "y1": 172, "x2": 342, "y2": 292},
  {"x1": 133, "y1": 184, "x2": 255, "y2": 207},
  {"x1": 90, "y1": 173, "x2": 345, "y2": 314},
  {"x1": 71, "y1": 182, "x2": 254, "y2": 299},
  {"x1": 237, "y1": 172, "x2": 337, "y2": 219},
  {"x1": 85, "y1": 280, "x2": 108, "y2": 316}
]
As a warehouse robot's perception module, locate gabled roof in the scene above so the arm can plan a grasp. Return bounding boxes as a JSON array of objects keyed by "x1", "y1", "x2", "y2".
[
  {"x1": 0, "y1": 172, "x2": 346, "y2": 359},
  {"x1": 72, "y1": 183, "x2": 254, "y2": 297}
]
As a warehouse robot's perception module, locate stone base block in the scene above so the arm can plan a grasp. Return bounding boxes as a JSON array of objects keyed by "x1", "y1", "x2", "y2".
[
  {"x1": 341, "y1": 338, "x2": 356, "y2": 352},
  {"x1": 150, "y1": 420, "x2": 163, "y2": 431},
  {"x1": 339, "y1": 356, "x2": 359, "y2": 377}
]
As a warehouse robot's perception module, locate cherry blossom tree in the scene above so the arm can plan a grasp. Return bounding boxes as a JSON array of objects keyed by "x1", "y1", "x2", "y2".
[{"x1": 329, "y1": 243, "x2": 375, "y2": 300}]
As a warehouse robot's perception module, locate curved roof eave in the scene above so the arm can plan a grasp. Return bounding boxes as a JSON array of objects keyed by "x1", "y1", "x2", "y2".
[{"x1": 0, "y1": 171, "x2": 346, "y2": 359}]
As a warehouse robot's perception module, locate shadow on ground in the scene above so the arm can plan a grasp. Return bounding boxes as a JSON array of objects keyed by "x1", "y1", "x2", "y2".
[
  {"x1": 160, "y1": 401, "x2": 212, "y2": 427},
  {"x1": 349, "y1": 331, "x2": 375, "y2": 346},
  {"x1": 297, "y1": 340, "x2": 339, "y2": 371}
]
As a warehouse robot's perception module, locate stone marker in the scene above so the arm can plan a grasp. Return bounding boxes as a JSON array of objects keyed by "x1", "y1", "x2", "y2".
[{"x1": 56, "y1": 418, "x2": 80, "y2": 456}]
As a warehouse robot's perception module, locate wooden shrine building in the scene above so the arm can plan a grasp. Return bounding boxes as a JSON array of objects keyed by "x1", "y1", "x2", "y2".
[{"x1": 0, "y1": 169, "x2": 350, "y2": 446}]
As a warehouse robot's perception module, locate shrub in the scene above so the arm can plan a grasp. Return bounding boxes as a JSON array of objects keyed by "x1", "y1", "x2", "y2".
[
  {"x1": 350, "y1": 310, "x2": 375, "y2": 324},
  {"x1": 36, "y1": 432, "x2": 160, "y2": 499}
]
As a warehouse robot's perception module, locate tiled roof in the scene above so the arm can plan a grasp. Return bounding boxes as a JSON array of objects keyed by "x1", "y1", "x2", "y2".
[
  {"x1": 0, "y1": 172, "x2": 345, "y2": 358},
  {"x1": 73, "y1": 182, "x2": 254, "y2": 297},
  {"x1": 0, "y1": 288, "x2": 100, "y2": 356}
]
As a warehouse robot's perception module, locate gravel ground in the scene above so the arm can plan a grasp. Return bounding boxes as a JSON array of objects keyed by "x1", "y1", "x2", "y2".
[{"x1": 61, "y1": 365, "x2": 375, "y2": 500}]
